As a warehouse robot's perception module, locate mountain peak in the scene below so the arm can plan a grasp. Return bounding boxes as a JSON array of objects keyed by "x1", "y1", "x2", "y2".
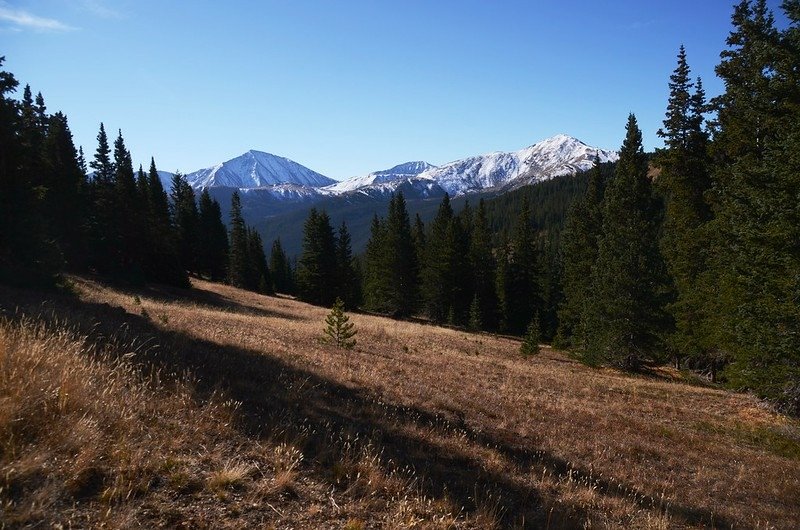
[{"x1": 185, "y1": 150, "x2": 335, "y2": 189}]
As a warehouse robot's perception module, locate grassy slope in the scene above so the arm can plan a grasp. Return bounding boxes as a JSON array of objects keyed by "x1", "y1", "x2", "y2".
[{"x1": 1, "y1": 277, "x2": 798, "y2": 528}]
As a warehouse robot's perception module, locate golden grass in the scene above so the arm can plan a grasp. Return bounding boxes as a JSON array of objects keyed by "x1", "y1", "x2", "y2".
[{"x1": 1, "y1": 275, "x2": 798, "y2": 528}]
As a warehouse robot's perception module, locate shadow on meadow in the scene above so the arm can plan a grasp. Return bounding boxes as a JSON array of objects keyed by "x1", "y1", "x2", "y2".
[{"x1": 0, "y1": 282, "x2": 732, "y2": 529}]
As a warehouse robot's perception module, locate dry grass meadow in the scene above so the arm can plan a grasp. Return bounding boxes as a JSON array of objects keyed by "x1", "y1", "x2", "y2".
[{"x1": 1, "y1": 276, "x2": 798, "y2": 528}]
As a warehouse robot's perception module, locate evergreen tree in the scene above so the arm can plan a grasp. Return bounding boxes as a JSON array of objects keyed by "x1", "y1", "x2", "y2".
[
  {"x1": 707, "y1": 0, "x2": 800, "y2": 410},
  {"x1": 112, "y1": 129, "x2": 146, "y2": 279},
  {"x1": 421, "y1": 194, "x2": 455, "y2": 322},
  {"x1": 247, "y1": 228, "x2": 272, "y2": 294},
  {"x1": 503, "y1": 196, "x2": 541, "y2": 334},
  {"x1": 40, "y1": 111, "x2": 87, "y2": 269},
  {"x1": 520, "y1": 314, "x2": 541, "y2": 356},
  {"x1": 170, "y1": 172, "x2": 199, "y2": 274},
  {"x1": 87, "y1": 123, "x2": 117, "y2": 272},
  {"x1": 363, "y1": 214, "x2": 391, "y2": 312},
  {"x1": 296, "y1": 208, "x2": 338, "y2": 306},
  {"x1": 227, "y1": 191, "x2": 250, "y2": 288},
  {"x1": 469, "y1": 199, "x2": 498, "y2": 330},
  {"x1": 198, "y1": 189, "x2": 229, "y2": 281},
  {"x1": 269, "y1": 238, "x2": 292, "y2": 293},
  {"x1": 582, "y1": 114, "x2": 669, "y2": 370},
  {"x1": 0, "y1": 58, "x2": 59, "y2": 285},
  {"x1": 335, "y1": 221, "x2": 359, "y2": 308},
  {"x1": 655, "y1": 46, "x2": 714, "y2": 370},
  {"x1": 556, "y1": 161, "x2": 606, "y2": 347},
  {"x1": 323, "y1": 297, "x2": 357, "y2": 350},
  {"x1": 384, "y1": 192, "x2": 419, "y2": 316}
]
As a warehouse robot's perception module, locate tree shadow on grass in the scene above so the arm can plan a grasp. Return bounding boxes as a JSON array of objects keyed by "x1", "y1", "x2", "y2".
[{"x1": 0, "y1": 283, "x2": 735, "y2": 529}]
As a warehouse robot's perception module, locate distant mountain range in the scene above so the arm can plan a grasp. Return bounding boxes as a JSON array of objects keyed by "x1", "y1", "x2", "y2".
[
  {"x1": 180, "y1": 134, "x2": 617, "y2": 201},
  {"x1": 152, "y1": 134, "x2": 618, "y2": 257}
]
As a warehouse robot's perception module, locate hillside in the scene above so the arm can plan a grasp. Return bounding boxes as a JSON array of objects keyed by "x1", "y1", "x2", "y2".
[{"x1": 1, "y1": 277, "x2": 798, "y2": 528}]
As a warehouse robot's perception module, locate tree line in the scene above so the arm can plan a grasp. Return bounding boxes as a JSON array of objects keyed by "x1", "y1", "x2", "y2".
[{"x1": 0, "y1": 58, "x2": 293, "y2": 296}]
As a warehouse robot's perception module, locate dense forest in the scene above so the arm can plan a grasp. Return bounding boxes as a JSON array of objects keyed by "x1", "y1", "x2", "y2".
[{"x1": 1, "y1": 0, "x2": 797, "y2": 413}]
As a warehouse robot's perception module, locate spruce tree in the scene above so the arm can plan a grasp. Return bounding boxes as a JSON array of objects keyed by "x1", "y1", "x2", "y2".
[
  {"x1": 112, "y1": 129, "x2": 146, "y2": 279},
  {"x1": 296, "y1": 208, "x2": 338, "y2": 306},
  {"x1": 247, "y1": 228, "x2": 272, "y2": 294},
  {"x1": 384, "y1": 192, "x2": 419, "y2": 316},
  {"x1": 323, "y1": 297, "x2": 357, "y2": 350},
  {"x1": 87, "y1": 123, "x2": 116, "y2": 272},
  {"x1": 707, "y1": 0, "x2": 800, "y2": 410},
  {"x1": 503, "y1": 196, "x2": 541, "y2": 334},
  {"x1": 198, "y1": 189, "x2": 229, "y2": 281},
  {"x1": 469, "y1": 199, "x2": 498, "y2": 330},
  {"x1": 421, "y1": 194, "x2": 456, "y2": 322},
  {"x1": 556, "y1": 160, "x2": 606, "y2": 347},
  {"x1": 363, "y1": 214, "x2": 391, "y2": 312},
  {"x1": 520, "y1": 314, "x2": 541, "y2": 356},
  {"x1": 269, "y1": 238, "x2": 291, "y2": 293},
  {"x1": 170, "y1": 173, "x2": 200, "y2": 274},
  {"x1": 227, "y1": 191, "x2": 250, "y2": 288},
  {"x1": 335, "y1": 221, "x2": 359, "y2": 308},
  {"x1": 582, "y1": 114, "x2": 669, "y2": 370},
  {"x1": 655, "y1": 47, "x2": 713, "y2": 370}
]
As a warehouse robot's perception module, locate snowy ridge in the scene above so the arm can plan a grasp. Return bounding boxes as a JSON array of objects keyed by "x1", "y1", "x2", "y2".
[
  {"x1": 181, "y1": 135, "x2": 617, "y2": 202},
  {"x1": 417, "y1": 134, "x2": 618, "y2": 196},
  {"x1": 323, "y1": 161, "x2": 436, "y2": 194},
  {"x1": 185, "y1": 150, "x2": 335, "y2": 189}
]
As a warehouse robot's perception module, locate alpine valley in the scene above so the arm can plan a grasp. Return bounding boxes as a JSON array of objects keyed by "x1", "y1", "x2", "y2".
[{"x1": 179, "y1": 134, "x2": 618, "y2": 256}]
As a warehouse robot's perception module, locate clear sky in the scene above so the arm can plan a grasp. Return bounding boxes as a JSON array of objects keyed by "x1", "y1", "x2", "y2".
[{"x1": 0, "y1": 0, "x2": 789, "y2": 180}]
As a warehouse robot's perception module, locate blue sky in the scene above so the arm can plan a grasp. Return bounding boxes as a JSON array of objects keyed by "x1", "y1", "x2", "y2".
[{"x1": 0, "y1": 0, "x2": 789, "y2": 180}]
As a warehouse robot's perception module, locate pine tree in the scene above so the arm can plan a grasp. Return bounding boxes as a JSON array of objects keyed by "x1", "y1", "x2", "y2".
[
  {"x1": 296, "y1": 209, "x2": 338, "y2": 306},
  {"x1": 556, "y1": 160, "x2": 606, "y2": 347},
  {"x1": 520, "y1": 314, "x2": 541, "y2": 356},
  {"x1": 421, "y1": 194, "x2": 456, "y2": 322},
  {"x1": 269, "y1": 238, "x2": 291, "y2": 293},
  {"x1": 247, "y1": 228, "x2": 272, "y2": 294},
  {"x1": 227, "y1": 191, "x2": 250, "y2": 288},
  {"x1": 112, "y1": 129, "x2": 146, "y2": 280},
  {"x1": 384, "y1": 192, "x2": 419, "y2": 316},
  {"x1": 469, "y1": 199, "x2": 497, "y2": 330},
  {"x1": 323, "y1": 297, "x2": 357, "y2": 349},
  {"x1": 335, "y1": 221, "x2": 359, "y2": 308},
  {"x1": 503, "y1": 196, "x2": 541, "y2": 334},
  {"x1": 655, "y1": 46, "x2": 713, "y2": 370},
  {"x1": 707, "y1": 0, "x2": 800, "y2": 410},
  {"x1": 198, "y1": 189, "x2": 229, "y2": 281},
  {"x1": 87, "y1": 123, "x2": 116, "y2": 272},
  {"x1": 40, "y1": 112, "x2": 87, "y2": 269},
  {"x1": 582, "y1": 114, "x2": 669, "y2": 370},
  {"x1": 170, "y1": 172, "x2": 200, "y2": 274},
  {"x1": 363, "y1": 214, "x2": 391, "y2": 312}
]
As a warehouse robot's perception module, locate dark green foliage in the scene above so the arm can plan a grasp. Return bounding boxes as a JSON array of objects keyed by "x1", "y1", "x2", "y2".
[
  {"x1": 520, "y1": 314, "x2": 541, "y2": 356},
  {"x1": 582, "y1": 115, "x2": 670, "y2": 370},
  {"x1": 198, "y1": 189, "x2": 229, "y2": 281},
  {"x1": 269, "y1": 238, "x2": 294, "y2": 294},
  {"x1": 170, "y1": 173, "x2": 199, "y2": 274},
  {"x1": 323, "y1": 297, "x2": 357, "y2": 349},
  {"x1": 248, "y1": 229, "x2": 272, "y2": 294},
  {"x1": 335, "y1": 221, "x2": 360, "y2": 308},
  {"x1": 112, "y1": 129, "x2": 146, "y2": 282},
  {"x1": 363, "y1": 215, "x2": 390, "y2": 312},
  {"x1": 707, "y1": 0, "x2": 800, "y2": 411},
  {"x1": 421, "y1": 194, "x2": 471, "y2": 323},
  {"x1": 383, "y1": 193, "x2": 420, "y2": 316},
  {"x1": 655, "y1": 47, "x2": 714, "y2": 370},
  {"x1": 141, "y1": 159, "x2": 188, "y2": 287},
  {"x1": 556, "y1": 161, "x2": 607, "y2": 348},
  {"x1": 296, "y1": 209, "x2": 338, "y2": 306},
  {"x1": 468, "y1": 199, "x2": 498, "y2": 330},
  {"x1": 499, "y1": 197, "x2": 542, "y2": 334},
  {"x1": 227, "y1": 191, "x2": 250, "y2": 289}
]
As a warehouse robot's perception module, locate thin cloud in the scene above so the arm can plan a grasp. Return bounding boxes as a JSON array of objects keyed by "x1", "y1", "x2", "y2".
[
  {"x1": 0, "y1": 6, "x2": 77, "y2": 31},
  {"x1": 79, "y1": 0, "x2": 124, "y2": 19}
]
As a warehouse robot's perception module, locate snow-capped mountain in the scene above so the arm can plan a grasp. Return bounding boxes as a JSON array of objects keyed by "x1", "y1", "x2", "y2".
[
  {"x1": 416, "y1": 134, "x2": 618, "y2": 196},
  {"x1": 318, "y1": 134, "x2": 617, "y2": 199},
  {"x1": 323, "y1": 161, "x2": 436, "y2": 194},
  {"x1": 182, "y1": 134, "x2": 616, "y2": 203},
  {"x1": 185, "y1": 150, "x2": 335, "y2": 189}
]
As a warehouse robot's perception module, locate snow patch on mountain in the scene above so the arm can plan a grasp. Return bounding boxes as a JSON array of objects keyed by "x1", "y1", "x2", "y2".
[{"x1": 323, "y1": 161, "x2": 436, "y2": 194}]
